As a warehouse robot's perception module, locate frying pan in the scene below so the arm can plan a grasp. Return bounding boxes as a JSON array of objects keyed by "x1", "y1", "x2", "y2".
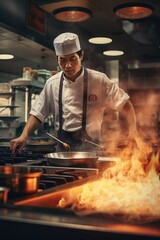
[{"x1": 44, "y1": 151, "x2": 98, "y2": 167}]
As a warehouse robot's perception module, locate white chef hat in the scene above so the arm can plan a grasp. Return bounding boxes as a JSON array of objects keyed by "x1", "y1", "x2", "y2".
[{"x1": 53, "y1": 32, "x2": 81, "y2": 56}]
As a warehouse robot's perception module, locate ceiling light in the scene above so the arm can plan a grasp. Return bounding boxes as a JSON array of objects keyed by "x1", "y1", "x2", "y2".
[
  {"x1": 0, "y1": 54, "x2": 14, "y2": 60},
  {"x1": 89, "y1": 37, "x2": 112, "y2": 44},
  {"x1": 103, "y1": 50, "x2": 124, "y2": 56},
  {"x1": 113, "y1": 2, "x2": 154, "y2": 20},
  {"x1": 40, "y1": 0, "x2": 93, "y2": 22},
  {"x1": 52, "y1": 7, "x2": 92, "y2": 22}
]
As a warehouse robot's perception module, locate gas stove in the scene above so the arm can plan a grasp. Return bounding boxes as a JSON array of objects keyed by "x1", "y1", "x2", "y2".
[
  {"x1": 0, "y1": 147, "x2": 98, "y2": 202},
  {"x1": 0, "y1": 146, "x2": 47, "y2": 166},
  {"x1": 0, "y1": 147, "x2": 160, "y2": 240}
]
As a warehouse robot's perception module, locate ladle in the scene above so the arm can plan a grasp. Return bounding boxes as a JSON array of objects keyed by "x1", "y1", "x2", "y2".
[{"x1": 46, "y1": 132, "x2": 70, "y2": 150}]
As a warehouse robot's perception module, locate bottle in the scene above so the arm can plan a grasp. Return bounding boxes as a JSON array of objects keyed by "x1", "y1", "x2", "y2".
[{"x1": 23, "y1": 67, "x2": 32, "y2": 79}]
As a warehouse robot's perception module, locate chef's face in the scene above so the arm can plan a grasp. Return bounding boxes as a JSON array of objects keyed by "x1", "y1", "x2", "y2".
[{"x1": 57, "y1": 51, "x2": 83, "y2": 79}]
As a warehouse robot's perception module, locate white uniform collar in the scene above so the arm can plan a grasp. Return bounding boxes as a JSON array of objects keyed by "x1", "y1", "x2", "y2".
[{"x1": 63, "y1": 66, "x2": 84, "y2": 83}]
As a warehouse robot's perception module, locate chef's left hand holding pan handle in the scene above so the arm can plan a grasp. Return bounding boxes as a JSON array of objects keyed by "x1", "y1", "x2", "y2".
[{"x1": 10, "y1": 136, "x2": 27, "y2": 156}]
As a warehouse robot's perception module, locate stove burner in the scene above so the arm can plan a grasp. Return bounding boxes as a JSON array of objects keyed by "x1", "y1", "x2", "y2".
[
  {"x1": 0, "y1": 147, "x2": 98, "y2": 203},
  {"x1": 0, "y1": 148, "x2": 47, "y2": 166}
]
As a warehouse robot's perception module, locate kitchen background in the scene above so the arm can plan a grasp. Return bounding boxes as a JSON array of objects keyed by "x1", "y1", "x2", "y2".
[
  {"x1": 0, "y1": 2, "x2": 160, "y2": 239},
  {"x1": 0, "y1": 0, "x2": 160, "y2": 144}
]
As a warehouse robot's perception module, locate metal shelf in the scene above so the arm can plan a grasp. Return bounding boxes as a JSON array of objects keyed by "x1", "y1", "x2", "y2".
[
  {"x1": 0, "y1": 116, "x2": 19, "y2": 121},
  {"x1": 0, "y1": 106, "x2": 19, "y2": 108},
  {"x1": 0, "y1": 92, "x2": 15, "y2": 99},
  {"x1": 10, "y1": 78, "x2": 43, "y2": 94},
  {"x1": 10, "y1": 78, "x2": 44, "y2": 122}
]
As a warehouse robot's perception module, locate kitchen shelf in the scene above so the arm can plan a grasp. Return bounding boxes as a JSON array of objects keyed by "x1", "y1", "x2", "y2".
[
  {"x1": 0, "y1": 106, "x2": 19, "y2": 108},
  {"x1": 10, "y1": 78, "x2": 44, "y2": 122},
  {"x1": 10, "y1": 78, "x2": 44, "y2": 94},
  {"x1": 0, "y1": 92, "x2": 19, "y2": 124},
  {"x1": 0, "y1": 92, "x2": 15, "y2": 99},
  {"x1": 0, "y1": 116, "x2": 20, "y2": 121}
]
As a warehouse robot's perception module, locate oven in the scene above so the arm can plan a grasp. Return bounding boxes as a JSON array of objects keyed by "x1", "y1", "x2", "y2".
[{"x1": 0, "y1": 146, "x2": 160, "y2": 240}]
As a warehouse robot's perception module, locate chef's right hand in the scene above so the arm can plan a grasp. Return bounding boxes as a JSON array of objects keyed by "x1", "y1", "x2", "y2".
[{"x1": 10, "y1": 136, "x2": 27, "y2": 155}]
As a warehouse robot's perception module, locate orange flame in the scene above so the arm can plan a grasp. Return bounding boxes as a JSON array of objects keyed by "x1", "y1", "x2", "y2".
[{"x1": 58, "y1": 149, "x2": 160, "y2": 223}]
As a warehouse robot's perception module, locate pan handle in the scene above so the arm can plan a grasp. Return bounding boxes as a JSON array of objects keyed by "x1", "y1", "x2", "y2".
[
  {"x1": 46, "y1": 132, "x2": 70, "y2": 150},
  {"x1": 85, "y1": 139, "x2": 106, "y2": 150}
]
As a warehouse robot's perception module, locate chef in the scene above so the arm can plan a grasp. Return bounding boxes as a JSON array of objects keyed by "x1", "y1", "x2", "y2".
[{"x1": 10, "y1": 32, "x2": 145, "y2": 154}]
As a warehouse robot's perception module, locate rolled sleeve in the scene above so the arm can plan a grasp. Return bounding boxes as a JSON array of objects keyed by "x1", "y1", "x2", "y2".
[
  {"x1": 30, "y1": 84, "x2": 51, "y2": 123},
  {"x1": 106, "y1": 81, "x2": 130, "y2": 111},
  {"x1": 30, "y1": 109, "x2": 46, "y2": 123},
  {"x1": 114, "y1": 89, "x2": 130, "y2": 111}
]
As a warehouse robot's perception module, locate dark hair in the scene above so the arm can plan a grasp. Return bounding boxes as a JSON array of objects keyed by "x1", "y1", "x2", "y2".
[
  {"x1": 77, "y1": 50, "x2": 83, "y2": 57},
  {"x1": 57, "y1": 50, "x2": 83, "y2": 59}
]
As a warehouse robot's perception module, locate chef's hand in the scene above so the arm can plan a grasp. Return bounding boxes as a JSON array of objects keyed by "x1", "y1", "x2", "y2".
[
  {"x1": 10, "y1": 136, "x2": 27, "y2": 155},
  {"x1": 128, "y1": 129, "x2": 152, "y2": 154}
]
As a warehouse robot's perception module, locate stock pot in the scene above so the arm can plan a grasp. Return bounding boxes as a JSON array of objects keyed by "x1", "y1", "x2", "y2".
[
  {"x1": 0, "y1": 186, "x2": 10, "y2": 203},
  {"x1": 0, "y1": 166, "x2": 42, "y2": 194}
]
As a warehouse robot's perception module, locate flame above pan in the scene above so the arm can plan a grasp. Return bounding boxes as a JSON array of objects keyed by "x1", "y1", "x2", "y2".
[{"x1": 58, "y1": 149, "x2": 160, "y2": 223}]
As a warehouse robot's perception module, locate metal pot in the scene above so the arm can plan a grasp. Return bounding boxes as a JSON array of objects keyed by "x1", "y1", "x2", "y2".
[
  {"x1": 0, "y1": 166, "x2": 42, "y2": 194},
  {"x1": 44, "y1": 151, "x2": 98, "y2": 167},
  {"x1": 0, "y1": 186, "x2": 10, "y2": 203}
]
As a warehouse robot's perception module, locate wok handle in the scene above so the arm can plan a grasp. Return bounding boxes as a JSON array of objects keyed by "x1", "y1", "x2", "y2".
[
  {"x1": 85, "y1": 139, "x2": 104, "y2": 149},
  {"x1": 46, "y1": 132, "x2": 70, "y2": 150}
]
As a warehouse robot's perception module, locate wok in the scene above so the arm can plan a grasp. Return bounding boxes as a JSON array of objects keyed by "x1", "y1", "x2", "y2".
[{"x1": 44, "y1": 151, "x2": 98, "y2": 167}]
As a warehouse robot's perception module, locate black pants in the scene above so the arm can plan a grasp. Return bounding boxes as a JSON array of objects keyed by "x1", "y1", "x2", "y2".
[{"x1": 56, "y1": 129, "x2": 98, "y2": 151}]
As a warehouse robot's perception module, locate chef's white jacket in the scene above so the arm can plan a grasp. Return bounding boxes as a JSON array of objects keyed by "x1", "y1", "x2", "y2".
[{"x1": 30, "y1": 67, "x2": 129, "y2": 140}]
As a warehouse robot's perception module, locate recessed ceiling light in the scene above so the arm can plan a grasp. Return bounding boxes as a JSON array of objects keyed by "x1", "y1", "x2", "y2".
[
  {"x1": 89, "y1": 37, "x2": 112, "y2": 44},
  {"x1": 41, "y1": 0, "x2": 93, "y2": 22},
  {"x1": 103, "y1": 50, "x2": 124, "y2": 56},
  {"x1": 52, "y1": 7, "x2": 92, "y2": 22},
  {"x1": 113, "y1": 2, "x2": 154, "y2": 20},
  {"x1": 0, "y1": 54, "x2": 14, "y2": 60}
]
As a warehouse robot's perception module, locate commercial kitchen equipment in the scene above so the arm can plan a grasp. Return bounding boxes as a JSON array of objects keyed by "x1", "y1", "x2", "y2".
[{"x1": 0, "y1": 146, "x2": 159, "y2": 240}]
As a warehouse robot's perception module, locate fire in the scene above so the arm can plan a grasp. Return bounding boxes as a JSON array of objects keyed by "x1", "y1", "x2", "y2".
[{"x1": 58, "y1": 149, "x2": 160, "y2": 223}]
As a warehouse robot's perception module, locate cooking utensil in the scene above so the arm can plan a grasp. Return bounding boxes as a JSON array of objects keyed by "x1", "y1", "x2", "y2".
[
  {"x1": 0, "y1": 186, "x2": 10, "y2": 203},
  {"x1": 0, "y1": 166, "x2": 42, "y2": 194},
  {"x1": 44, "y1": 151, "x2": 98, "y2": 167},
  {"x1": 46, "y1": 132, "x2": 70, "y2": 150}
]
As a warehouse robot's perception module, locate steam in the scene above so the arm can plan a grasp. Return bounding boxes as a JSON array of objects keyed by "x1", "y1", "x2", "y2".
[{"x1": 101, "y1": 90, "x2": 160, "y2": 152}]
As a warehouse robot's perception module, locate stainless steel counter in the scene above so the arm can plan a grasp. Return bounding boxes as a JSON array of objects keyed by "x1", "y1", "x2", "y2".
[{"x1": 0, "y1": 204, "x2": 160, "y2": 240}]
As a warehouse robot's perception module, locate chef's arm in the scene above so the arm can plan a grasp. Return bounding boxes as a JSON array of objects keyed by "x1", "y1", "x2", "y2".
[
  {"x1": 121, "y1": 100, "x2": 145, "y2": 150},
  {"x1": 121, "y1": 100, "x2": 137, "y2": 133},
  {"x1": 10, "y1": 115, "x2": 42, "y2": 154}
]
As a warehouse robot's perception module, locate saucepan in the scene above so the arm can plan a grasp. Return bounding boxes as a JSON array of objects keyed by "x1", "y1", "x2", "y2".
[
  {"x1": 44, "y1": 151, "x2": 98, "y2": 167},
  {"x1": 0, "y1": 186, "x2": 10, "y2": 203},
  {"x1": 0, "y1": 166, "x2": 42, "y2": 194}
]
